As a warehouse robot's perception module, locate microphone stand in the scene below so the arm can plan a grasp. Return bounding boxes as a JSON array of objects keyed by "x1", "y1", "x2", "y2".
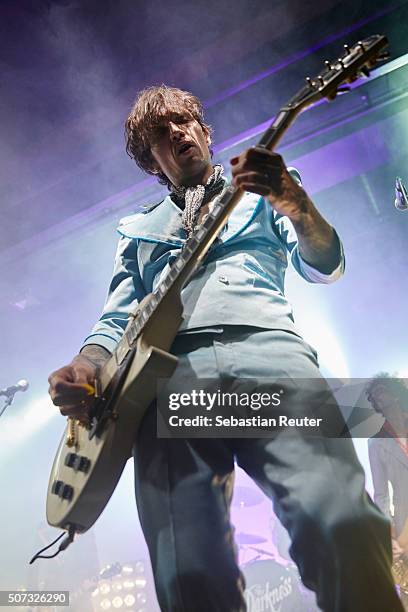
[{"x1": 0, "y1": 389, "x2": 19, "y2": 419}]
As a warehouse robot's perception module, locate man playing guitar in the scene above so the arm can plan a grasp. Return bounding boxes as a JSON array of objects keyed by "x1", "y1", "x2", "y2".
[{"x1": 48, "y1": 85, "x2": 404, "y2": 611}]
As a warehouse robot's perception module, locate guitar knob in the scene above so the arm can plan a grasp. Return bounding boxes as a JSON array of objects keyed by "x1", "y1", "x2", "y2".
[
  {"x1": 64, "y1": 452, "x2": 77, "y2": 468},
  {"x1": 61, "y1": 484, "x2": 74, "y2": 500},
  {"x1": 51, "y1": 480, "x2": 74, "y2": 500},
  {"x1": 51, "y1": 480, "x2": 64, "y2": 496},
  {"x1": 64, "y1": 452, "x2": 91, "y2": 473},
  {"x1": 75, "y1": 455, "x2": 91, "y2": 473}
]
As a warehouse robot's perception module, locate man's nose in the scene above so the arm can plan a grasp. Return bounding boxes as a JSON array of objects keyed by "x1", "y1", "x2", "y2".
[{"x1": 168, "y1": 121, "x2": 185, "y2": 140}]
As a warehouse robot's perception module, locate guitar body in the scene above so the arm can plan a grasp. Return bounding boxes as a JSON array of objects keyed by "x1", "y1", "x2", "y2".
[{"x1": 47, "y1": 304, "x2": 180, "y2": 531}]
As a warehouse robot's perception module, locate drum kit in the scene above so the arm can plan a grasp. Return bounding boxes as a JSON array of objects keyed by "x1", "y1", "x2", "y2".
[{"x1": 233, "y1": 486, "x2": 319, "y2": 612}]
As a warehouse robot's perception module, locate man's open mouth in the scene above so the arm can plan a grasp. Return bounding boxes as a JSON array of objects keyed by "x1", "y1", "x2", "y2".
[{"x1": 177, "y1": 142, "x2": 195, "y2": 155}]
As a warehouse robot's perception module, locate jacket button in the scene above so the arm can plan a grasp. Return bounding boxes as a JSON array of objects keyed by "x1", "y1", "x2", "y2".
[{"x1": 218, "y1": 275, "x2": 229, "y2": 284}]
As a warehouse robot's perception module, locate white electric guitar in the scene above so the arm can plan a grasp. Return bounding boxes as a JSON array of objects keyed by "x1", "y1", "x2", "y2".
[{"x1": 47, "y1": 35, "x2": 389, "y2": 535}]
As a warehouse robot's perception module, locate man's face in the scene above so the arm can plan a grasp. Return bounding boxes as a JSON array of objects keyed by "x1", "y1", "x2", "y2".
[
  {"x1": 367, "y1": 384, "x2": 398, "y2": 417},
  {"x1": 148, "y1": 112, "x2": 213, "y2": 187}
]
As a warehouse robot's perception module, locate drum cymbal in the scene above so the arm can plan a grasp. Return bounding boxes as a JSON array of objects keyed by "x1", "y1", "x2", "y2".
[
  {"x1": 236, "y1": 532, "x2": 267, "y2": 545},
  {"x1": 232, "y1": 486, "x2": 264, "y2": 508}
]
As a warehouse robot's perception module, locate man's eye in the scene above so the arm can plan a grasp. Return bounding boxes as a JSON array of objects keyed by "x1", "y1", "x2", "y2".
[
  {"x1": 150, "y1": 125, "x2": 167, "y2": 140},
  {"x1": 173, "y1": 115, "x2": 190, "y2": 124}
]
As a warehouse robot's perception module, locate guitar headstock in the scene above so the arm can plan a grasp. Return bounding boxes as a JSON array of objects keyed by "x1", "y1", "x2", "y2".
[{"x1": 289, "y1": 34, "x2": 389, "y2": 112}]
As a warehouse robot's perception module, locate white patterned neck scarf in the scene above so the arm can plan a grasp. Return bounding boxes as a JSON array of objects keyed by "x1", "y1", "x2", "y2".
[{"x1": 171, "y1": 164, "x2": 225, "y2": 237}]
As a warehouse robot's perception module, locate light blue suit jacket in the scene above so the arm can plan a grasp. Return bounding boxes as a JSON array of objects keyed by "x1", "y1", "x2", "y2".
[{"x1": 82, "y1": 189, "x2": 344, "y2": 354}]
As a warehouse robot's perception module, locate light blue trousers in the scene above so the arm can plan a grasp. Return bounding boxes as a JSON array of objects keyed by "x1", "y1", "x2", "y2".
[{"x1": 133, "y1": 328, "x2": 402, "y2": 612}]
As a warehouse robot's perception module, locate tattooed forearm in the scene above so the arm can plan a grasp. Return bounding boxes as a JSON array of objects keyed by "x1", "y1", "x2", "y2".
[{"x1": 79, "y1": 344, "x2": 111, "y2": 367}]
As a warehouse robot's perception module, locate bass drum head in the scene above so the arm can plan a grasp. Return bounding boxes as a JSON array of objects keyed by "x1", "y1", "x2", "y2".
[{"x1": 242, "y1": 559, "x2": 309, "y2": 612}]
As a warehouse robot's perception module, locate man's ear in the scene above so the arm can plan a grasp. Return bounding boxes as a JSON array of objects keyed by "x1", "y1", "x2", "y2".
[{"x1": 149, "y1": 160, "x2": 160, "y2": 175}]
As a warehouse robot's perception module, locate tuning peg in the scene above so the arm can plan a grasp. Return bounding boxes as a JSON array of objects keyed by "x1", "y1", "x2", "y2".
[
  {"x1": 337, "y1": 58, "x2": 345, "y2": 69},
  {"x1": 357, "y1": 41, "x2": 366, "y2": 52},
  {"x1": 325, "y1": 60, "x2": 333, "y2": 70},
  {"x1": 343, "y1": 44, "x2": 350, "y2": 53},
  {"x1": 318, "y1": 76, "x2": 325, "y2": 87},
  {"x1": 305, "y1": 77, "x2": 316, "y2": 88}
]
